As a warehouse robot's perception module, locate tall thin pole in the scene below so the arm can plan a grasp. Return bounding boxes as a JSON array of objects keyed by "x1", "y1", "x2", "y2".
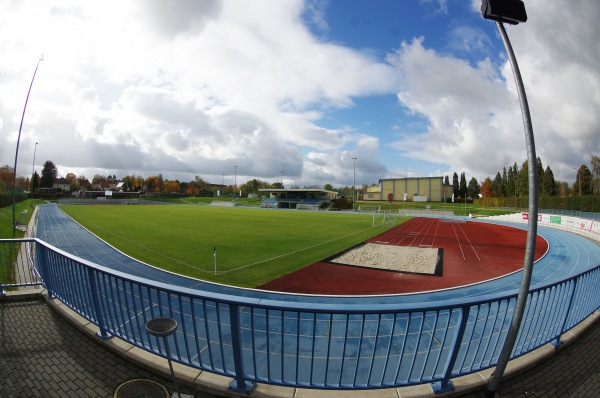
[
  {"x1": 234, "y1": 165, "x2": 237, "y2": 199},
  {"x1": 12, "y1": 55, "x2": 43, "y2": 233},
  {"x1": 487, "y1": 21, "x2": 538, "y2": 394},
  {"x1": 352, "y1": 157, "x2": 357, "y2": 210},
  {"x1": 280, "y1": 170, "x2": 284, "y2": 185},
  {"x1": 30, "y1": 142, "x2": 38, "y2": 207}
]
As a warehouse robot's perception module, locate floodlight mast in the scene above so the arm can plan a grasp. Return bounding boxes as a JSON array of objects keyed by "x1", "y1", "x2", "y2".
[{"x1": 480, "y1": 1, "x2": 538, "y2": 396}]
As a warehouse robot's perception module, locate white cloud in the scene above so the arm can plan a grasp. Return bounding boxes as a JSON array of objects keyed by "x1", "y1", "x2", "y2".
[
  {"x1": 387, "y1": 0, "x2": 600, "y2": 183},
  {"x1": 0, "y1": 0, "x2": 395, "y2": 187}
]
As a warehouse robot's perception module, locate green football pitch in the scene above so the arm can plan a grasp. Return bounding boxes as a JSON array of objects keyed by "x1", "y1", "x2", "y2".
[{"x1": 60, "y1": 205, "x2": 403, "y2": 288}]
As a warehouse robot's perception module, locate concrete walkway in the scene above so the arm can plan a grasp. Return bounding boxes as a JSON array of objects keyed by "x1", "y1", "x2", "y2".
[{"x1": 1, "y1": 292, "x2": 599, "y2": 398}]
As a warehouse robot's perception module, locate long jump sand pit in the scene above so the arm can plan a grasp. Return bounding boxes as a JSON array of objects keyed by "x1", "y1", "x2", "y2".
[{"x1": 330, "y1": 243, "x2": 441, "y2": 275}]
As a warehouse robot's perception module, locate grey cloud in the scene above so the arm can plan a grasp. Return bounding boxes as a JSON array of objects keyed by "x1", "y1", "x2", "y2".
[{"x1": 141, "y1": 0, "x2": 223, "y2": 38}]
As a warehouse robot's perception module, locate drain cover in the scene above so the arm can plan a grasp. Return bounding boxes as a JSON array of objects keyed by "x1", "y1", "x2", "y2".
[{"x1": 114, "y1": 379, "x2": 169, "y2": 398}]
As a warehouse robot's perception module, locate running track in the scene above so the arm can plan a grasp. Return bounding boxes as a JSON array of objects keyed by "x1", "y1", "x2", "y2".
[{"x1": 35, "y1": 204, "x2": 600, "y2": 305}]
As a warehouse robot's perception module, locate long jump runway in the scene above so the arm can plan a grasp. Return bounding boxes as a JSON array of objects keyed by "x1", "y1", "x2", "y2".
[{"x1": 260, "y1": 217, "x2": 549, "y2": 295}]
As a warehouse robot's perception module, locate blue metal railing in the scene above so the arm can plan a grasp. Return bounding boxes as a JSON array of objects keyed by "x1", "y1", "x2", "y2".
[{"x1": 1, "y1": 237, "x2": 599, "y2": 392}]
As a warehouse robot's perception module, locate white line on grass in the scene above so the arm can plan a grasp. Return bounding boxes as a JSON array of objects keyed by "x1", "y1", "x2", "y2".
[{"x1": 216, "y1": 226, "x2": 377, "y2": 275}]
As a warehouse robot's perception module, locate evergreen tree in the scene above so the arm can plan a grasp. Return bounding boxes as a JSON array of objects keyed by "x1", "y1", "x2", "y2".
[
  {"x1": 501, "y1": 167, "x2": 508, "y2": 197},
  {"x1": 40, "y1": 160, "x2": 58, "y2": 188},
  {"x1": 452, "y1": 172, "x2": 459, "y2": 198},
  {"x1": 493, "y1": 172, "x2": 503, "y2": 196},
  {"x1": 467, "y1": 177, "x2": 479, "y2": 198},
  {"x1": 459, "y1": 172, "x2": 467, "y2": 198},
  {"x1": 541, "y1": 166, "x2": 557, "y2": 196},
  {"x1": 537, "y1": 157, "x2": 544, "y2": 189},
  {"x1": 517, "y1": 160, "x2": 528, "y2": 196},
  {"x1": 507, "y1": 167, "x2": 515, "y2": 199}
]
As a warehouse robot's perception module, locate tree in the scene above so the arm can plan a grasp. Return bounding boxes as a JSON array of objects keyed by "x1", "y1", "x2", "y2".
[
  {"x1": 323, "y1": 183, "x2": 334, "y2": 191},
  {"x1": 493, "y1": 172, "x2": 503, "y2": 196},
  {"x1": 541, "y1": 166, "x2": 557, "y2": 196},
  {"x1": 0, "y1": 165, "x2": 14, "y2": 191},
  {"x1": 271, "y1": 182, "x2": 284, "y2": 189},
  {"x1": 40, "y1": 160, "x2": 58, "y2": 188},
  {"x1": 506, "y1": 166, "x2": 515, "y2": 199},
  {"x1": 516, "y1": 160, "x2": 528, "y2": 197},
  {"x1": 65, "y1": 173, "x2": 76, "y2": 183},
  {"x1": 536, "y1": 157, "x2": 544, "y2": 189},
  {"x1": 31, "y1": 171, "x2": 40, "y2": 192},
  {"x1": 573, "y1": 165, "x2": 593, "y2": 196},
  {"x1": 444, "y1": 175, "x2": 450, "y2": 186},
  {"x1": 459, "y1": 172, "x2": 467, "y2": 198},
  {"x1": 480, "y1": 178, "x2": 496, "y2": 198},
  {"x1": 500, "y1": 167, "x2": 508, "y2": 197},
  {"x1": 452, "y1": 172, "x2": 459, "y2": 197},
  {"x1": 467, "y1": 177, "x2": 480, "y2": 199},
  {"x1": 163, "y1": 180, "x2": 180, "y2": 193},
  {"x1": 591, "y1": 154, "x2": 600, "y2": 195}
]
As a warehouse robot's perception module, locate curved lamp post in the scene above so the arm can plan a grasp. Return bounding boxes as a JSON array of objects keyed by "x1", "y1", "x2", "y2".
[
  {"x1": 12, "y1": 55, "x2": 43, "y2": 234},
  {"x1": 30, "y1": 142, "x2": 38, "y2": 207},
  {"x1": 479, "y1": 1, "x2": 539, "y2": 395}
]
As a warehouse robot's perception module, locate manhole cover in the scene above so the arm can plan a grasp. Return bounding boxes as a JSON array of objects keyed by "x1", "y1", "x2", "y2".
[{"x1": 114, "y1": 379, "x2": 169, "y2": 398}]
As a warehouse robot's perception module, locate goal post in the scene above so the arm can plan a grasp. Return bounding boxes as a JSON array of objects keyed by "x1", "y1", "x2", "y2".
[
  {"x1": 372, "y1": 209, "x2": 399, "y2": 228},
  {"x1": 358, "y1": 205, "x2": 380, "y2": 213}
]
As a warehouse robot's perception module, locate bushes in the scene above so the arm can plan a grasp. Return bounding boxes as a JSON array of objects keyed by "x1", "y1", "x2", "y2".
[
  {"x1": 0, "y1": 192, "x2": 28, "y2": 209},
  {"x1": 477, "y1": 195, "x2": 600, "y2": 212}
]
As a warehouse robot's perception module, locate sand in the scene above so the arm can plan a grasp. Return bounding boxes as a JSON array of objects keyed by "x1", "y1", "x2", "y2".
[{"x1": 330, "y1": 243, "x2": 439, "y2": 274}]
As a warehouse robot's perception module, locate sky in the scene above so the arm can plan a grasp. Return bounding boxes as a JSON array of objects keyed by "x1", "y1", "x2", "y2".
[{"x1": 1, "y1": 0, "x2": 599, "y2": 189}]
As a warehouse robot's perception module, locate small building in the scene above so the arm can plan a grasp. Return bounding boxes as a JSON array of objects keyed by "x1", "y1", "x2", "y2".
[
  {"x1": 53, "y1": 178, "x2": 71, "y2": 192},
  {"x1": 364, "y1": 177, "x2": 453, "y2": 202}
]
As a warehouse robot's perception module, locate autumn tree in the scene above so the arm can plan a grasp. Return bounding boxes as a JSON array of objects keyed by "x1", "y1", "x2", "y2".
[
  {"x1": 163, "y1": 180, "x2": 180, "y2": 193},
  {"x1": 0, "y1": 165, "x2": 14, "y2": 191},
  {"x1": 480, "y1": 178, "x2": 496, "y2": 198},
  {"x1": 64, "y1": 172, "x2": 76, "y2": 182},
  {"x1": 40, "y1": 160, "x2": 58, "y2": 188}
]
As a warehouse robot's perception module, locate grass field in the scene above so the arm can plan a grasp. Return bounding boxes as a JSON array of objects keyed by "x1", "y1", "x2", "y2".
[{"x1": 60, "y1": 205, "x2": 400, "y2": 288}]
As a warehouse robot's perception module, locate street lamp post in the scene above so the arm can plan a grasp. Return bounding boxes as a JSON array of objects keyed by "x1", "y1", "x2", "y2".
[
  {"x1": 280, "y1": 170, "x2": 284, "y2": 185},
  {"x1": 233, "y1": 165, "x2": 237, "y2": 199},
  {"x1": 478, "y1": 1, "x2": 539, "y2": 396},
  {"x1": 30, "y1": 142, "x2": 38, "y2": 207},
  {"x1": 352, "y1": 157, "x2": 357, "y2": 211},
  {"x1": 12, "y1": 55, "x2": 43, "y2": 233}
]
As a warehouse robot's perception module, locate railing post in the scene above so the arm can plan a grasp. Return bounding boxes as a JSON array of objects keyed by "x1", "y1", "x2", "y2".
[
  {"x1": 552, "y1": 279, "x2": 578, "y2": 348},
  {"x1": 228, "y1": 304, "x2": 254, "y2": 393},
  {"x1": 86, "y1": 267, "x2": 111, "y2": 340},
  {"x1": 431, "y1": 306, "x2": 470, "y2": 394},
  {"x1": 37, "y1": 244, "x2": 54, "y2": 299}
]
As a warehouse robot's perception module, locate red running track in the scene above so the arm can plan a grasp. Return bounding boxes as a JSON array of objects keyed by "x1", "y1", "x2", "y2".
[{"x1": 259, "y1": 218, "x2": 549, "y2": 295}]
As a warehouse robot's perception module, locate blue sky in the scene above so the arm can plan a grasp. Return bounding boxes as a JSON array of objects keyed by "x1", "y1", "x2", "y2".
[{"x1": 1, "y1": 0, "x2": 598, "y2": 189}]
